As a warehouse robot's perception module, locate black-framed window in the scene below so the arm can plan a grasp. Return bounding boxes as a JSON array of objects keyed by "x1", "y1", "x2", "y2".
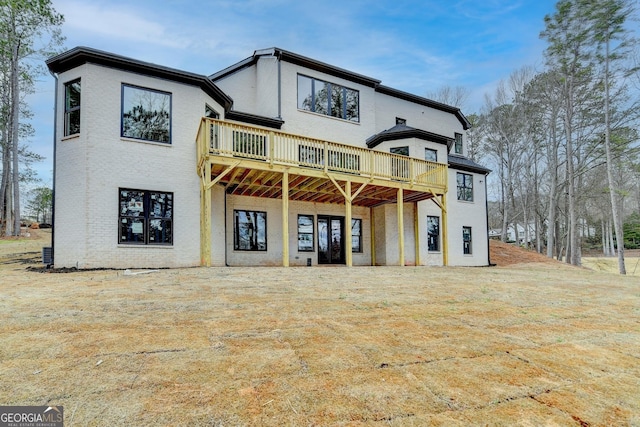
[
  {"x1": 121, "y1": 84, "x2": 171, "y2": 144},
  {"x1": 391, "y1": 146, "x2": 409, "y2": 156},
  {"x1": 64, "y1": 79, "x2": 81, "y2": 136},
  {"x1": 298, "y1": 214, "x2": 314, "y2": 252},
  {"x1": 234, "y1": 210, "x2": 267, "y2": 251},
  {"x1": 463, "y1": 226, "x2": 472, "y2": 255},
  {"x1": 425, "y1": 148, "x2": 437, "y2": 162},
  {"x1": 454, "y1": 132, "x2": 463, "y2": 154},
  {"x1": 428, "y1": 216, "x2": 440, "y2": 252},
  {"x1": 396, "y1": 117, "x2": 406, "y2": 125},
  {"x1": 457, "y1": 172, "x2": 473, "y2": 202},
  {"x1": 351, "y1": 218, "x2": 362, "y2": 252},
  {"x1": 297, "y1": 74, "x2": 359, "y2": 122},
  {"x1": 119, "y1": 189, "x2": 173, "y2": 245}
]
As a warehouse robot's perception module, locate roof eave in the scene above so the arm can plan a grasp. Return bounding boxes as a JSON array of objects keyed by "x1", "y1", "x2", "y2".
[
  {"x1": 47, "y1": 46, "x2": 233, "y2": 111},
  {"x1": 376, "y1": 85, "x2": 471, "y2": 130}
]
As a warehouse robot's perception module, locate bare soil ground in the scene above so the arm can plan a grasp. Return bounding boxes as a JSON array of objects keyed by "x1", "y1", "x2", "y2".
[{"x1": 1, "y1": 231, "x2": 639, "y2": 426}]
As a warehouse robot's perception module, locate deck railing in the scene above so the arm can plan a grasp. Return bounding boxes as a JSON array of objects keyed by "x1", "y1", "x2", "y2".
[{"x1": 197, "y1": 118, "x2": 447, "y2": 188}]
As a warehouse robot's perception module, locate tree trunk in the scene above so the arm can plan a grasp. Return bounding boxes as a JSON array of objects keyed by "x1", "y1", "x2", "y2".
[
  {"x1": 10, "y1": 40, "x2": 21, "y2": 236},
  {"x1": 603, "y1": 32, "x2": 626, "y2": 274}
]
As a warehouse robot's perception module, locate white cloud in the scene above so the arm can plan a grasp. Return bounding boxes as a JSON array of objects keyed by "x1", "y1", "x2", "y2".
[{"x1": 55, "y1": 0, "x2": 190, "y2": 49}]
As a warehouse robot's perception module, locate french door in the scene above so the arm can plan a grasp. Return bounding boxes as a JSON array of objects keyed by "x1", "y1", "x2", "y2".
[{"x1": 317, "y1": 215, "x2": 345, "y2": 264}]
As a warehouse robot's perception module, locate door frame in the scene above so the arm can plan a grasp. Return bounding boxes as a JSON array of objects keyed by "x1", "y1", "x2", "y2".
[{"x1": 317, "y1": 215, "x2": 345, "y2": 264}]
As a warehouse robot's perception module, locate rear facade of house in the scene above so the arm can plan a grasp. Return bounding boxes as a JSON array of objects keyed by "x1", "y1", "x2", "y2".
[{"x1": 46, "y1": 47, "x2": 490, "y2": 269}]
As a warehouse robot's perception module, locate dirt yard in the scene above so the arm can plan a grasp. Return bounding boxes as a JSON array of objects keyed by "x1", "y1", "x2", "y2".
[{"x1": 1, "y1": 231, "x2": 639, "y2": 426}]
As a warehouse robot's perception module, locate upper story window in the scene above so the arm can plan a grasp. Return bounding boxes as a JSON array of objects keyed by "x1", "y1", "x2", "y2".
[
  {"x1": 457, "y1": 172, "x2": 473, "y2": 202},
  {"x1": 297, "y1": 74, "x2": 359, "y2": 122},
  {"x1": 454, "y1": 132, "x2": 463, "y2": 154},
  {"x1": 121, "y1": 84, "x2": 171, "y2": 144},
  {"x1": 64, "y1": 79, "x2": 81, "y2": 136},
  {"x1": 425, "y1": 148, "x2": 437, "y2": 162},
  {"x1": 205, "y1": 104, "x2": 219, "y2": 119},
  {"x1": 396, "y1": 117, "x2": 406, "y2": 125}
]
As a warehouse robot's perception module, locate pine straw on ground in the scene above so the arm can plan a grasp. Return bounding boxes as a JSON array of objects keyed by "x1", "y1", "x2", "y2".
[
  {"x1": 489, "y1": 239, "x2": 560, "y2": 267},
  {"x1": 1, "y1": 231, "x2": 639, "y2": 426}
]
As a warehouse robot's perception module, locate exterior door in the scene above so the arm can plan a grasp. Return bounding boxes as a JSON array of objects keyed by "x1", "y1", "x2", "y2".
[{"x1": 318, "y1": 216, "x2": 345, "y2": 264}]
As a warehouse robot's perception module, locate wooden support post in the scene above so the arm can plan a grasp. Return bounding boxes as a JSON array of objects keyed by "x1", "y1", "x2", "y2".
[
  {"x1": 414, "y1": 201, "x2": 420, "y2": 266},
  {"x1": 345, "y1": 180, "x2": 352, "y2": 267},
  {"x1": 201, "y1": 161, "x2": 212, "y2": 267},
  {"x1": 370, "y1": 207, "x2": 376, "y2": 266},
  {"x1": 442, "y1": 193, "x2": 448, "y2": 266},
  {"x1": 282, "y1": 170, "x2": 289, "y2": 267},
  {"x1": 397, "y1": 188, "x2": 404, "y2": 266}
]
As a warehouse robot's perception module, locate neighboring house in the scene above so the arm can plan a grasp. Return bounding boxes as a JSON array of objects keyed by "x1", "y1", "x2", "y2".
[
  {"x1": 490, "y1": 223, "x2": 538, "y2": 245},
  {"x1": 45, "y1": 47, "x2": 490, "y2": 269}
]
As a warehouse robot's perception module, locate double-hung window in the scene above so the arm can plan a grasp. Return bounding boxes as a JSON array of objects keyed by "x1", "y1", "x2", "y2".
[
  {"x1": 457, "y1": 173, "x2": 473, "y2": 202},
  {"x1": 64, "y1": 79, "x2": 81, "y2": 136},
  {"x1": 297, "y1": 74, "x2": 359, "y2": 122},
  {"x1": 119, "y1": 189, "x2": 173, "y2": 245},
  {"x1": 121, "y1": 84, "x2": 172, "y2": 144}
]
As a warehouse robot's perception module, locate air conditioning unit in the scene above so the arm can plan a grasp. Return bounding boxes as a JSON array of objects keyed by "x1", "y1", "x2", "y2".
[{"x1": 42, "y1": 247, "x2": 53, "y2": 265}]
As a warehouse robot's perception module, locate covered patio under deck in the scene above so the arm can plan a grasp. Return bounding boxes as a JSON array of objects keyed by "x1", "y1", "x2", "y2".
[{"x1": 196, "y1": 118, "x2": 449, "y2": 267}]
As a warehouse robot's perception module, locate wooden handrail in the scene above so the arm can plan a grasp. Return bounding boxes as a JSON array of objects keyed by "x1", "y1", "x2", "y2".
[{"x1": 197, "y1": 118, "x2": 447, "y2": 189}]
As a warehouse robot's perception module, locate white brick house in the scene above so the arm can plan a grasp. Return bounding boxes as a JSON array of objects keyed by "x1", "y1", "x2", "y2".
[{"x1": 46, "y1": 47, "x2": 490, "y2": 269}]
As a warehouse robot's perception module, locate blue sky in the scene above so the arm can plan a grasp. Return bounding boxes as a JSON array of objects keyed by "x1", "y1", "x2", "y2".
[{"x1": 29, "y1": 0, "x2": 560, "y2": 186}]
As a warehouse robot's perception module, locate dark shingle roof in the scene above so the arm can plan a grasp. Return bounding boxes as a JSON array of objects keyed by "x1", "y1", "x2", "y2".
[
  {"x1": 366, "y1": 124, "x2": 454, "y2": 149},
  {"x1": 448, "y1": 154, "x2": 491, "y2": 174}
]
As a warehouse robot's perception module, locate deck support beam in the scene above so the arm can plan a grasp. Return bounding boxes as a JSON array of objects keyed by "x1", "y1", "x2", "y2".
[
  {"x1": 200, "y1": 161, "x2": 212, "y2": 267},
  {"x1": 442, "y1": 193, "x2": 448, "y2": 266},
  {"x1": 397, "y1": 188, "x2": 404, "y2": 266},
  {"x1": 282, "y1": 170, "x2": 289, "y2": 267},
  {"x1": 414, "y1": 201, "x2": 420, "y2": 266},
  {"x1": 345, "y1": 180, "x2": 352, "y2": 267}
]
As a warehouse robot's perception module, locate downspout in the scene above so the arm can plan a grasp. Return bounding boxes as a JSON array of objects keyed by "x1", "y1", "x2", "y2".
[
  {"x1": 48, "y1": 70, "x2": 58, "y2": 267},
  {"x1": 277, "y1": 51, "x2": 282, "y2": 119},
  {"x1": 224, "y1": 190, "x2": 229, "y2": 266}
]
